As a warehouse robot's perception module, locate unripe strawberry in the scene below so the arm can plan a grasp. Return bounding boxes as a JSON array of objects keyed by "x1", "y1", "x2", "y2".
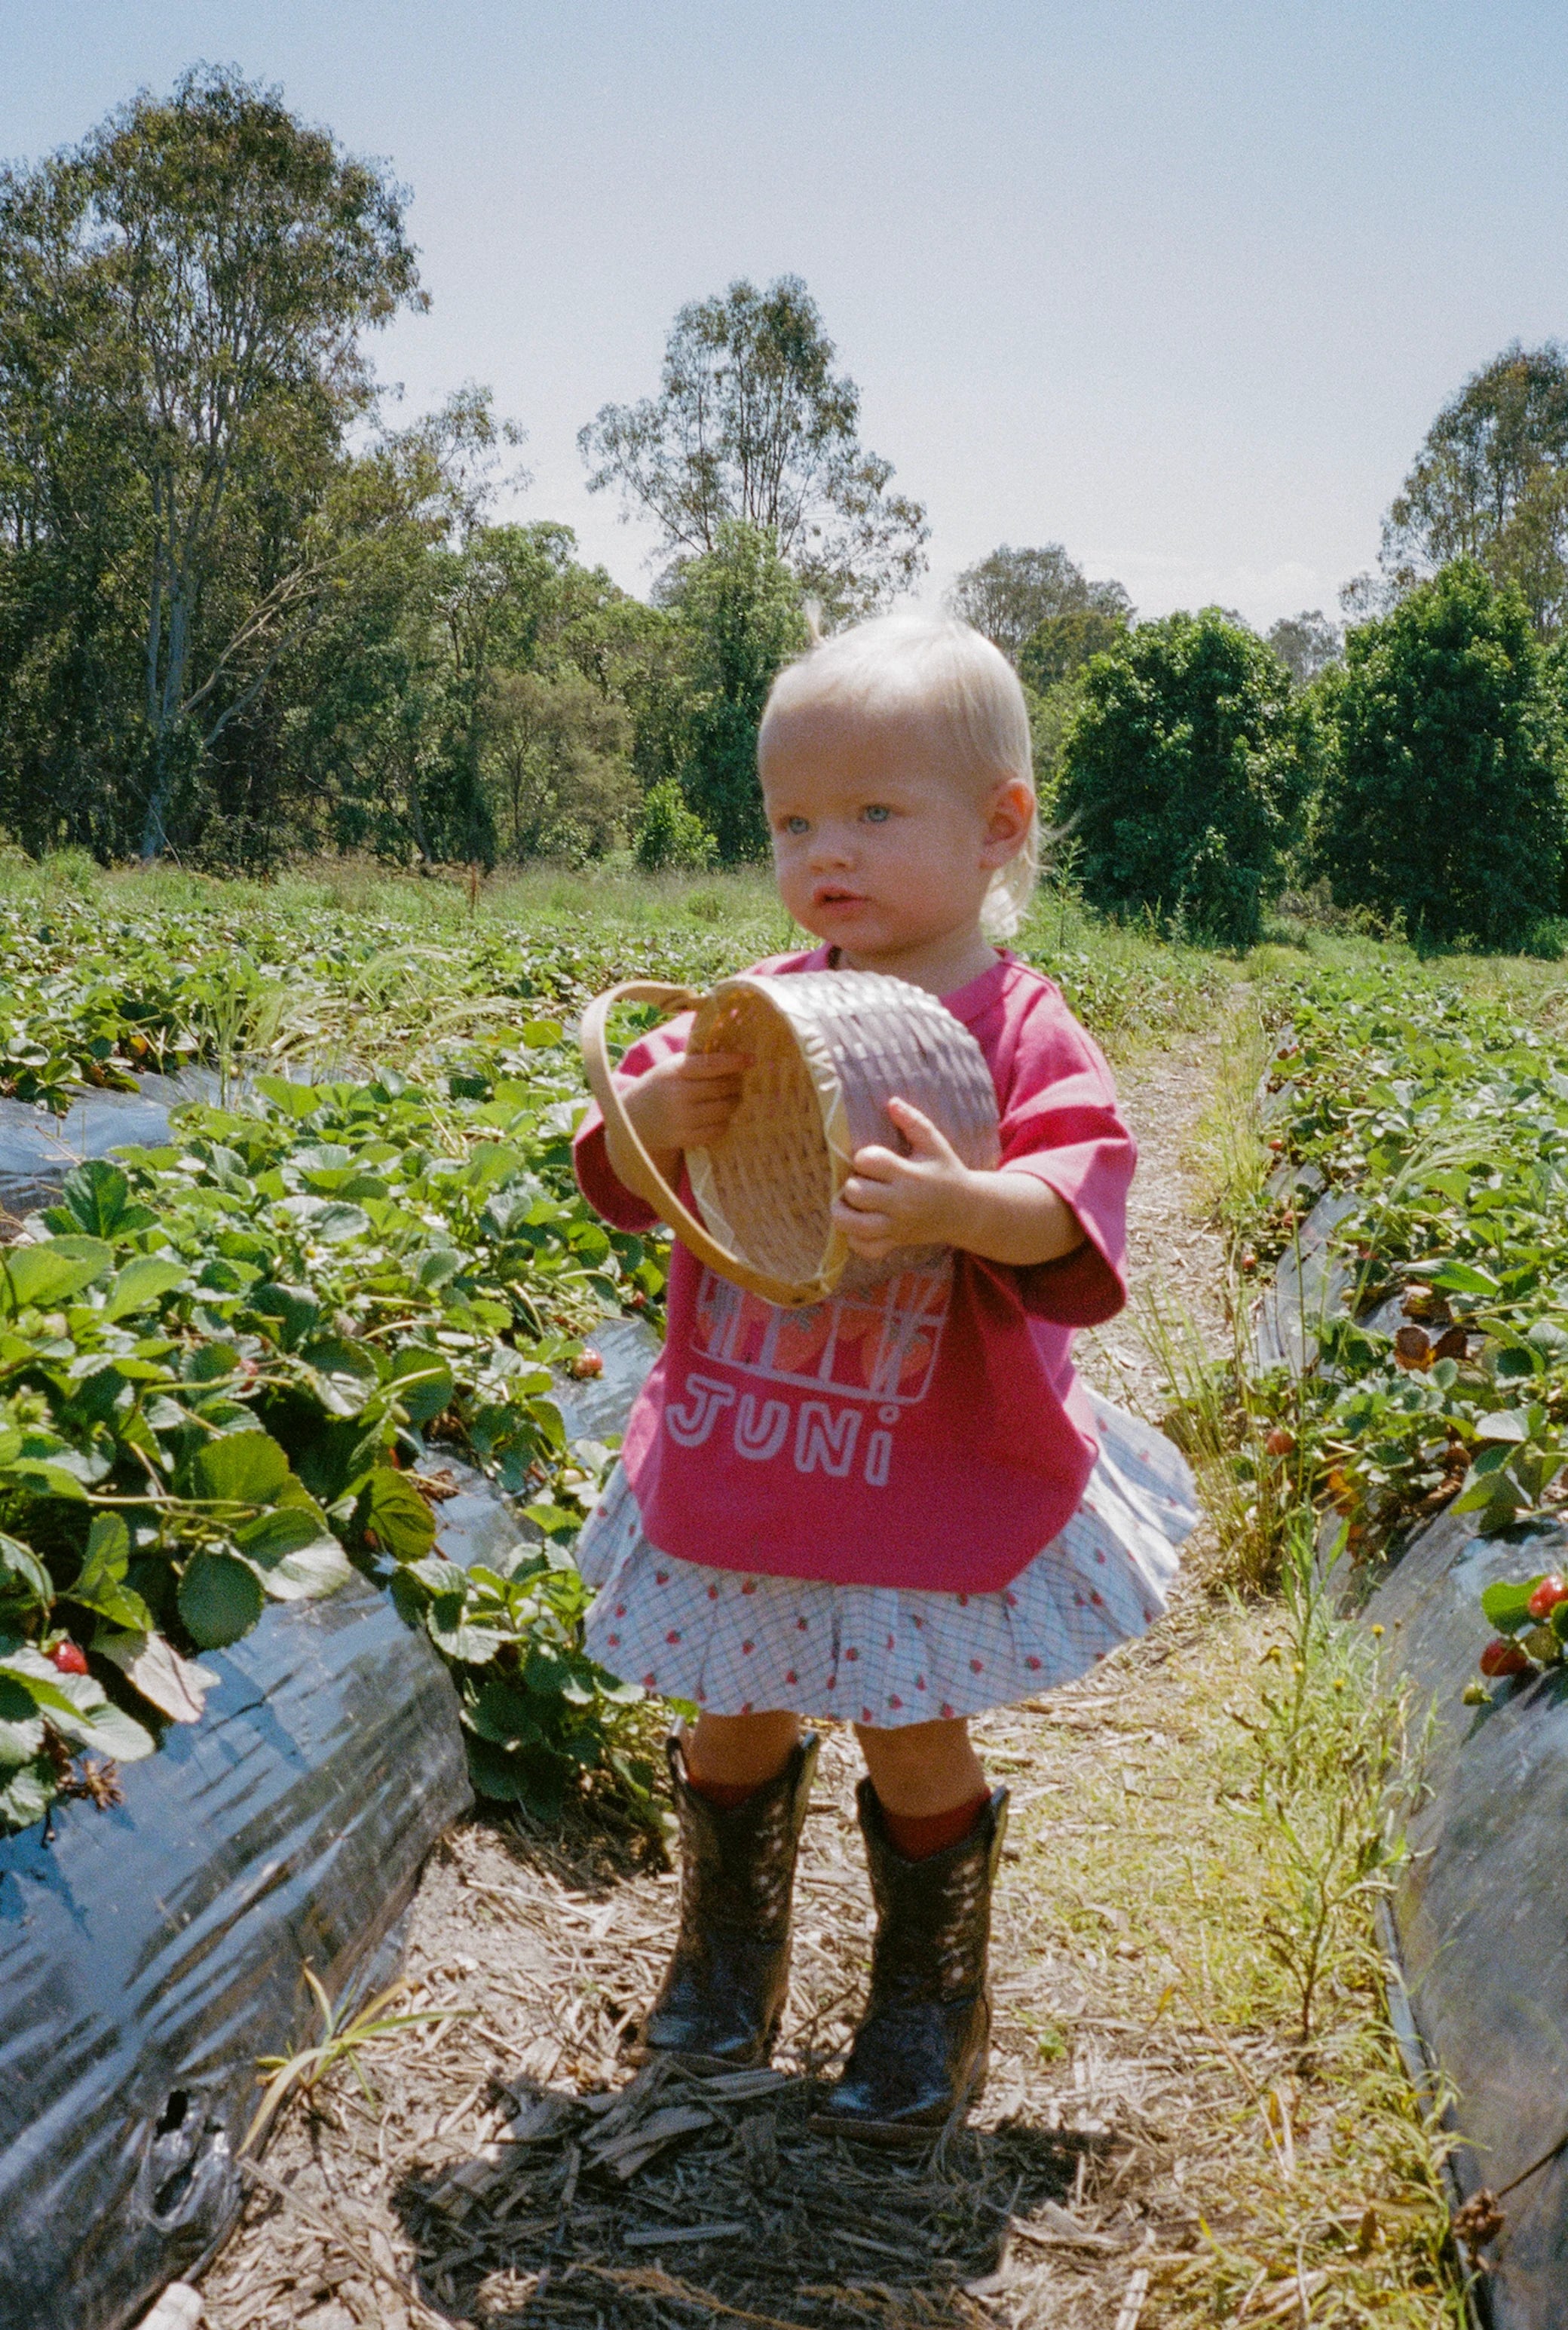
[
  {"x1": 1524, "y1": 1624, "x2": 1560, "y2": 1665},
  {"x1": 1480, "y1": 1636, "x2": 1531, "y2": 1679},
  {"x1": 571, "y1": 1348, "x2": 604, "y2": 1380},
  {"x1": 48, "y1": 1640, "x2": 88, "y2": 1676},
  {"x1": 1527, "y1": 1573, "x2": 1568, "y2": 1620}
]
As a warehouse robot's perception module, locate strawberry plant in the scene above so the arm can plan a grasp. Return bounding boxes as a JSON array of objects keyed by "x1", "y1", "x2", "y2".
[{"x1": 1246, "y1": 961, "x2": 1568, "y2": 1555}]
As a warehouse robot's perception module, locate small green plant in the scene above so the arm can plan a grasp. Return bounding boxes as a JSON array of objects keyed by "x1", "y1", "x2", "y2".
[
  {"x1": 1236, "y1": 1521, "x2": 1416, "y2": 2043},
  {"x1": 241, "y1": 1966, "x2": 461, "y2": 2152}
]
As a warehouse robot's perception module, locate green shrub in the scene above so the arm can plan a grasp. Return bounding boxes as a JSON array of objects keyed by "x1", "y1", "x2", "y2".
[
  {"x1": 1057, "y1": 609, "x2": 1312, "y2": 947},
  {"x1": 635, "y1": 778, "x2": 719, "y2": 872},
  {"x1": 1312, "y1": 560, "x2": 1566, "y2": 950}
]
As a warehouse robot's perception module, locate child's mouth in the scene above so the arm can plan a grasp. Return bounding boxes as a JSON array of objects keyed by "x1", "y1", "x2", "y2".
[{"x1": 813, "y1": 887, "x2": 867, "y2": 909}]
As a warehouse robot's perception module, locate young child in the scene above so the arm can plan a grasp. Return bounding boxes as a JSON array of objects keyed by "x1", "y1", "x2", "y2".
[{"x1": 571, "y1": 612, "x2": 1196, "y2": 2144}]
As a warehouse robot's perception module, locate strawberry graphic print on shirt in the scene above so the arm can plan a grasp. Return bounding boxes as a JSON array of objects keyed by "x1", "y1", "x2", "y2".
[
  {"x1": 574, "y1": 948, "x2": 1138, "y2": 1597},
  {"x1": 668, "y1": 1260, "x2": 953, "y2": 1491}
]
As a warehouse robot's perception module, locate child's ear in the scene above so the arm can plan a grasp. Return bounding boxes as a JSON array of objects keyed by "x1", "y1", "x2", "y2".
[{"x1": 978, "y1": 777, "x2": 1034, "y2": 866}]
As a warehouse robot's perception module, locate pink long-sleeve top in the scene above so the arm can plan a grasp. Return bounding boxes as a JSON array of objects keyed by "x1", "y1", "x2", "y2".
[{"x1": 573, "y1": 946, "x2": 1134, "y2": 1594}]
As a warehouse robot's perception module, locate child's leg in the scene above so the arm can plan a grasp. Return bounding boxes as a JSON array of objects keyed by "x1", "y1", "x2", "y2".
[
  {"x1": 685, "y1": 1709, "x2": 802, "y2": 1801},
  {"x1": 853, "y1": 1716, "x2": 986, "y2": 1817}
]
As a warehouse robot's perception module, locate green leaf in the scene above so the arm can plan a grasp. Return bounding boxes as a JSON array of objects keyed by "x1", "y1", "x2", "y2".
[
  {"x1": 73, "y1": 1699, "x2": 156, "y2": 1762},
  {"x1": 1476, "y1": 1410, "x2": 1530, "y2": 1443},
  {"x1": 427, "y1": 1607, "x2": 504, "y2": 1663},
  {"x1": 191, "y1": 1430, "x2": 292, "y2": 1506},
  {"x1": 53, "y1": 1159, "x2": 133, "y2": 1237},
  {"x1": 103, "y1": 1255, "x2": 188, "y2": 1321},
  {"x1": 1430, "y1": 1262, "x2": 1502, "y2": 1295},
  {"x1": 0, "y1": 1534, "x2": 51, "y2": 1608},
  {"x1": 298, "y1": 1335, "x2": 382, "y2": 1417},
  {"x1": 234, "y1": 1507, "x2": 326, "y2": 1563},
  {"x1": 256, "y1": 1075, "x2": 325, "y2": 1120},
  {"x1": 67, "y1": 1513, "x2": 154, "y2": 1633},
  {"x1": 1, "y1": 1237, "x2": 112, "y2": 1313},
  {"x1": 254, "y1": 1532, "x2": 353, "y2": 1602},
  {"x1": 417, "y1": 1249, "x2": 464, "y2": 1290},
  {"x1": 9, "y1": 1461, "x2": 88, "y2": 1502},
  {"x1": 177, "y1": 1550, "x2": 266, "y2": 1648},
  {"x1": 0, "y1": 1759, "x2": 56, "y2": 1831},
  {"x1": 246, "y1": 1282, "x2": 322, "y2": 1349},
  {"x1": 1481, "y1": 1577, "x2": 1540, "y2": 1632},
  {"x1": 366, "y1": 1467, "x2": 436, "y2": 1562},
  {"x1": 521, "y1": 1019, "x2": 565, "y2": 1049},
  {"x1": 387, "y1": 1347, "x2": 454, "y2": 1425}
]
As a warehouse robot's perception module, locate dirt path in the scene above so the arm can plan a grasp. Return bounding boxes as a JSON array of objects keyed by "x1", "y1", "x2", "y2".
[{"x1": 199, "y1": 1027, "x2": 1237, "y2": 2330}]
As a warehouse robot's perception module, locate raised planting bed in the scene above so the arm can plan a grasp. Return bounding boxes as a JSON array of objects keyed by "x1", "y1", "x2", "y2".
[
  {"x1": 1248, "y1": 960, "x2": 1568, "y2": 2325},
  {"x1": 0, "y1": 1564, "x2": 470, "y2": 2330}
]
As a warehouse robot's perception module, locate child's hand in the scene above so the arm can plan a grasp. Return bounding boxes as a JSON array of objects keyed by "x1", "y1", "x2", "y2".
[
  {"x1": 835, "y1": 1096, "x2": 1089, "y2": 1268},
  {"x1": 833, "y1": 1098, "x2": 978, "y2": 1261},
  {"x1": 620, "y1": 1050, "x2": 751, "y2": 1160}
]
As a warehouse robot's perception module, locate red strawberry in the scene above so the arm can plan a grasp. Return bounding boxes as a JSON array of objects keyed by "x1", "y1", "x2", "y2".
[
  {"x1": 570, "y1": 1348, "x2": 604, "y2": 1380},
  {"x1": 48, "y1": 1640, "x2": 88, "y2": 1676},
  {"x1": 1264, "y1": 1427, "x2": 1296, "y2": 1457},
  {"x1": 1480, "y1": 1636, "x2": 1532, "y2": 1679},
  {"x1": 1528, "y1": 1574, "x2": 1568, "y2": 1620}
]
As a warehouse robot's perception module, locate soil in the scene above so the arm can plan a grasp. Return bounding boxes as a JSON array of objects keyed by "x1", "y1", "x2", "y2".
[{"x1": 197, "y1": 1024, "x2": 1236, "y2": 2330}]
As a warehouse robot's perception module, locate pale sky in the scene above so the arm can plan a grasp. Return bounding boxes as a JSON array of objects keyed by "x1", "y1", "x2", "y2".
[{"x1": 2, "y1": 1, "x2": 1564, "y2": 627}]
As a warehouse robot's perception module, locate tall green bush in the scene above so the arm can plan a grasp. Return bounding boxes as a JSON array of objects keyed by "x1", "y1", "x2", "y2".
[
  {"x1": 635, "y1": 778, "x2": 718, "y2": 872},
  {"x1": 668, "y1": 522, "x2": 807, "y2": 863},
  {"x1": 1313, "y1": 560, "x2": 1566, "y2": 949},
  {"x1": 1057, "y1": 609, "x2": 1312, "y2": 946}
]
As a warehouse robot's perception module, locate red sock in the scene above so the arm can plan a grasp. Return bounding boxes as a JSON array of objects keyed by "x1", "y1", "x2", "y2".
[
  {"x1": 685, "y1": 1770, "x2": 758, "y2": 1812},
  {"x1": 881, "y1": 1789, "x2": 991, "y2": 1861}
]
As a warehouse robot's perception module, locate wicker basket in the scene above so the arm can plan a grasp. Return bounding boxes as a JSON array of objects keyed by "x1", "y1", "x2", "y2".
[{"x1": 580, "y1": 970, "x2": 1001, "y2": 1308}]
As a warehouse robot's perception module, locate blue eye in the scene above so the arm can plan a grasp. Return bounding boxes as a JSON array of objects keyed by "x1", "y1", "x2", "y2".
[
  {"x1": 784, "y1": 815, "x2": 810, "y2": 835},
  {"x1": 864, "y1": 805, "x2": 890, "y2": 824}
]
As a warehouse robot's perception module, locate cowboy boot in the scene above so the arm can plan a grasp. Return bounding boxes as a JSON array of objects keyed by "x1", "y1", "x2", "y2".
[
  {"x1": 632, "y1": 1731, "x2": 819, "y2": 2069},
  {"x1": 813, "y1": 1780, "x2": 1009, "y2": 2144}
]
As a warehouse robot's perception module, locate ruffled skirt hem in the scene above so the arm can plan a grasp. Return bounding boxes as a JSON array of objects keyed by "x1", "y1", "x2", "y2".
[{"x1": 575, "y1": 1391, "x2": 1198, "y2": 1725}]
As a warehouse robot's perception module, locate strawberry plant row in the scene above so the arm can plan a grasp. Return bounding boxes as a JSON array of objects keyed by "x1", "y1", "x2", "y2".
[
  {"x1": 1250, "y1": 958, "x2": 1568, "y2": 1589},
  {"x1": 0, "y1": 1026, "x2": 667, "y2": 1835}
]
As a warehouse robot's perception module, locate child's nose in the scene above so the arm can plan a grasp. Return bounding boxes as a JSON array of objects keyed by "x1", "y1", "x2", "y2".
[{"x1": 809, "y1": 824, "x2": 855, "y2": 866}]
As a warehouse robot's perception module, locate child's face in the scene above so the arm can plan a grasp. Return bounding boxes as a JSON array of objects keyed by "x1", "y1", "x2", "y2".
[{"x1": 760, "y1": 699, "x2": 1031, "y2": 966}]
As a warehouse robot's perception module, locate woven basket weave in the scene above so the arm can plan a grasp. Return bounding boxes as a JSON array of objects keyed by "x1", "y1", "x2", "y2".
[{"x1": 580, "y1": 969, "x2": 1000, "y2": 1308}]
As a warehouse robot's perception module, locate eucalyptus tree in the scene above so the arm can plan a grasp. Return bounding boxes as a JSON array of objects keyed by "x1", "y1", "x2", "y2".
[
  {"x1": 1354, "y1": 343, "x2": 1568, "y2": 636},
  {"x1": 0, "y1": 66, "x2": 424, "y2": 854},
  {"x1": 948, "y1": 542, "x2": 1132, "y2": 664},
  {"x1": 579, "y1": 276, "x2": 927, "y2": 615}
]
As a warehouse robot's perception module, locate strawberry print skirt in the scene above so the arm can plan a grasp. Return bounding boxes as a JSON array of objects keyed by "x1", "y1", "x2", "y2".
[{"x1": 574, "y1": 1391, "x2": 1198, "y2": 1725}]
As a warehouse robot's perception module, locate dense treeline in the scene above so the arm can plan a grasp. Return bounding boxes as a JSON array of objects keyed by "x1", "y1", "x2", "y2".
[
  {"x1": 5, "y1": 69, "x2": 1568, "y2": 955},
  {"x1": 0, "y1": 72, "x2": 918, "y2": 874}
]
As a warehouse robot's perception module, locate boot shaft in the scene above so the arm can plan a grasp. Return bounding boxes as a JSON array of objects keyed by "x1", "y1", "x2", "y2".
[
  {"x1": 669, "y1": 1733, "x2": 819, "y2": 1944},
  {"x1": 856, "y1": 1780, "x2": 1009, "y2": 2008}
]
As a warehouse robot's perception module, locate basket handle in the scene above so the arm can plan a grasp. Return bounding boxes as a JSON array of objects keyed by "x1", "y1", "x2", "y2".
[{"x1": 579, "y1": 980, "x2": 822, "y2": 1308}]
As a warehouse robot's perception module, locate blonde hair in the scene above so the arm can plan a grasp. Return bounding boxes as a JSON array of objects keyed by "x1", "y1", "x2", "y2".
[{"x1": 759, "y1": 612, "x2": 1038, "y2": 940}]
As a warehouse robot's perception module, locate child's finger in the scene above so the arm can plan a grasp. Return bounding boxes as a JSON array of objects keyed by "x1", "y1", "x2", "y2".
[
  {"x1": 884, "y1": 1096, "x2": 959, "y2": 1162},
  {"x1": 847, "y1": 1142, "x2": 905, "y2": 1183},
  {"x1": 680, "y1": 1050, "x2": 752, "y2": 1078},
  {"x1": 839, "y1": 1173, "x2": 895, "y2": 1211},
  {"x1": 833, "y1": 1193, "x2": 895, "y2": 1236}
]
